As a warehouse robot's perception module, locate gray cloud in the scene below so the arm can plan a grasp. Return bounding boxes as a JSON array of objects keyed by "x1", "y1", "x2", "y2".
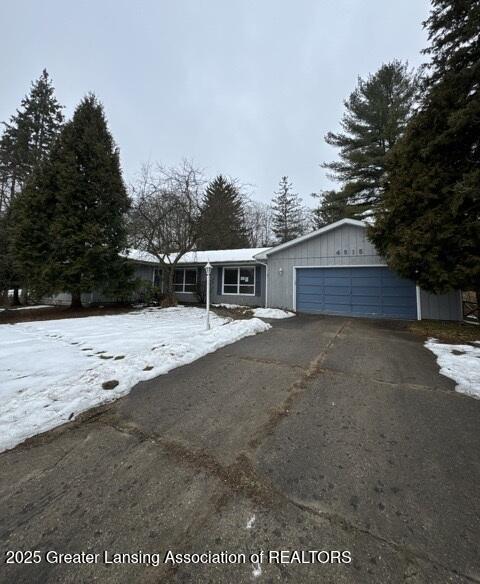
[{"x1": 0, "y1": 0, "x2": 430, "y2": 204}]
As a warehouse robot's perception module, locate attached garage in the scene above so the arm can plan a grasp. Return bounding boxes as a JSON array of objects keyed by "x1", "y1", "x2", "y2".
[
  {"x1": 295, "y1": 266, "x2": 418, "y2": 319},
  {"x1": 254, "y1": 218, "x2": 462, "y2": 321}
]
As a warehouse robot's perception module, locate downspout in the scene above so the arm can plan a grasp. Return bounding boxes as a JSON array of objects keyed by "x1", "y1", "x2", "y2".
[
  {"x1": 416, "y1": 285, "x2": 422, "y2": 321},
  {"x1": 257, "y1": 261, "x2": 268, "y2": 308}
]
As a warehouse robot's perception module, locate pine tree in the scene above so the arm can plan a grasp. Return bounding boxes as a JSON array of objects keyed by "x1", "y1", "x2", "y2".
[
  {"x1": 0, "y1": 69, "x2": 64, "y2": 206},
  {"x1": 323, "y1": 61, "x2": 418, "y2": 216},
  {"x1": 271, "y1": 176, "x2": 305, "y2": 243},
  {"x1": 11, "y1": 94, "x2": 133, "y2": 308},
  {"x1": 0, "y1": 69, "x2": 63, "y2": 302},
  {"x1": 370, "y1": 0, "x2": 480, "y2": 304},
  {"x1": 311, "y1": 190, "x2": 352, "y2": 229},
  {"x1": 198, "y1": 175, "x2": 248, "y2": 249}
]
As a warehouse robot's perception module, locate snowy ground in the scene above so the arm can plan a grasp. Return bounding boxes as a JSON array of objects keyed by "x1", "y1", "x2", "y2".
[
  {"x1": 213, "y1": 304, "x2": 295, "y2": 320},
  {"x1": 426, "y1": 338, "x2": 480, "y2": 399},
  {"x1": 2, "y1": 304, "x2": 51, "y2": 311},
  {"x1": 0, "y1": 307, "x2": 270, "y2": 452},
  {"x1": 252, "y1": 308, "x2": 295, "y2": 319}
]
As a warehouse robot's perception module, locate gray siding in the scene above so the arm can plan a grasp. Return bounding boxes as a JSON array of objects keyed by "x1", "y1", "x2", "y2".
[
  {"x1": 211, "y1": 265, "x2": 265, "y2": 307},
  {"x1": 134, "y1": 262, "x2": 266, "y2": 307},
  {"x1": 267, "y1": 224, "x2": 384, "y2": 310},
  {"x1": 40, "y1": 262, "x2": 266, "y2": 307},
  {"x1": 420, "y1": 289, "x2": 462, "y2": 321}
]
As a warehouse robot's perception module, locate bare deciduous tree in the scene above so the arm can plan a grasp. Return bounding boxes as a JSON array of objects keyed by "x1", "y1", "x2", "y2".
[
  {"x1": 243, "y1": 199, "x2": 275, "y2": 247},
  {"x1": 129, "y1": 160, "x2": 204, "y2": 305}
]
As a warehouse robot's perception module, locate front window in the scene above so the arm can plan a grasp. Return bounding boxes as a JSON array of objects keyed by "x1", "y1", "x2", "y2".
[
  {"x1": 223, "y1": 267, "x2": 255, "y2": 295},
  {"x1": 174, "y1": 268, "x2": 197, "y2": 293},
  {"x1": 153, "y1": 268, "x2": 162, "y2": 288}
]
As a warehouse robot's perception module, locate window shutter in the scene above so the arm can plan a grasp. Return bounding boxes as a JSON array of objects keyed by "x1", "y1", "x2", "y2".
[
  {"x1": 255, "y1": 265, "x2": 262, "y2": 296},
  {"x1": 217, "y1": 267, "x2": 223, "y2": 295}
]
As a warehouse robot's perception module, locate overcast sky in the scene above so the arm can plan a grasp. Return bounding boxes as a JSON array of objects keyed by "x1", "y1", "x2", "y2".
[{"x1": 1, "y1": 0, "x2": 430, "y2": 204}]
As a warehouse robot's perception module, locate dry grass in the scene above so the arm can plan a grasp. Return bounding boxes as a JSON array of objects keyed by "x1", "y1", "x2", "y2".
[
  {"x1": 408, "y1": 320, "x2": 479, "y2": 344},
  {"x1": 0, "y1": 304, "x2": 135, "y2": 325}
]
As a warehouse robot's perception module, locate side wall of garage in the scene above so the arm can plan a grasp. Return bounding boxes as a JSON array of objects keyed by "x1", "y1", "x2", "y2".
[
  {"x1": 420, "y1": 289, "x2": 462, "y2": 321},
  {"x1": 266, "y1": 224, "x2": 385, "y2": 310}
]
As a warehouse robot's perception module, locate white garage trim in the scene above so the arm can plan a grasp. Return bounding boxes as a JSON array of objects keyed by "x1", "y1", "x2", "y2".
[
  {"x1": 292, "y1": 265, "x2": 420, "y2": 319},
  {"x1": 416, "y1": 285, "x2": 422, "y2": 321}
]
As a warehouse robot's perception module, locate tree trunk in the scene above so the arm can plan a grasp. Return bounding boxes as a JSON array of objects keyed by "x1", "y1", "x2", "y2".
[
  {"x1": 476, "y1": 287, "x2": 480, "y2": 321},
  {"x1": 70, "y1": 291, "x2": 83, "y2": 309},
  {"x1": 11, "y1": 286, "x2": 21, "y2": 306},
  {"x1": 161, "y1": 267, "x2": 177, "y2": 307}
]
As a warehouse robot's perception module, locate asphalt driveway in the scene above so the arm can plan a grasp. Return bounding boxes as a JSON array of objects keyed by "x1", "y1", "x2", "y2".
[{"x1": 1, "y1": 315, "x2": 479, "y2": 583}]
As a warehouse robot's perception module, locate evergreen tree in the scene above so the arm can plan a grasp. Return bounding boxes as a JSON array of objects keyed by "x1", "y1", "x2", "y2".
[
  {"x1": 323, "y1": 61, "x2": 418, "y2": 216},
  {"x1": 0, "y1": 69, "x2": 64, "y2": 206},
  {"x1": 370, "y1": 0, "x2": 480, "y2": 304},
  {"x1": 0, "y1": 69, "x2": 63, "y2": 302},
  {"x1": 11, "y1": 94, "x2": 132, "y2": 308},
  {"x1": 198, "y1": 175, "x2": 248, "y2": 249},
  {"x1": 271, "y1": 176, "x2": 304, "y2": 243},
  {"x1": 311, "y1": 189, "x2": 352, "y2": 228}
]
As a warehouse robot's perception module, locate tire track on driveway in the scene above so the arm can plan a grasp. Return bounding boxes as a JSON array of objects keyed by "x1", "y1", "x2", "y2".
[{"x1": 248, "y1": 320, "x2": 349, "y2": 450}]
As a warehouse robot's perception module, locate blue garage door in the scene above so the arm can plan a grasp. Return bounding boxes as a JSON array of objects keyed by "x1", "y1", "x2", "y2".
[{"x1": 296, "y1": 267, "x2": 417, "y2": 319}]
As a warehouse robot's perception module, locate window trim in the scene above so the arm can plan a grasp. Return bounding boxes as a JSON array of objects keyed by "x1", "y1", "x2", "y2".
[
  {"x1": 174, "y1": 267, "x2": 197, "y2": 294},
  {"x1": 222, "y1": 266, "x2": 256, "y2": 296}
]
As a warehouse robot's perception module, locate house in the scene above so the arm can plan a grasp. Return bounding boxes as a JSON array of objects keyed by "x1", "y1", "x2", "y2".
[
  {"x1": 127, "y1": 247, "x2": 269, "y2": 308},
  {"x1": 43, "y1": 219, "x2": 462, "y2": 320}
]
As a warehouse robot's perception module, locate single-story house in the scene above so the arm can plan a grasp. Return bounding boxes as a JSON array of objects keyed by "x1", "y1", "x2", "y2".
[
  {"x1": 127, "y1": 247, "x2": 269, "y2": 308},
  {"x1": 43, "y1": 219, "x2": 462, "y2": 320}
]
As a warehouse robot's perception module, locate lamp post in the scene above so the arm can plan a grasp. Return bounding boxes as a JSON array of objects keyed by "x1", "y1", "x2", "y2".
[{"x1": 205, "y1": 262, "x2": 212, "y2": 330}]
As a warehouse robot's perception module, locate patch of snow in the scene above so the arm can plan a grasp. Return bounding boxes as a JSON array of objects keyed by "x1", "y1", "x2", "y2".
[
  {"x1": 0, "y1": 307, "x2": 270, "y2": 452},
  {"x1": 6, "y1": 305, "x2": 51, "y2": 311},
  {"x1": 124, "y1": 247, "x2": 269, "y2": 265},
  {"x1": 212, "y1": 303, "x2": 248, "y2": 310},
  {"x1": 246, "y1": 515, "x2": 256, "y2": 529},
  {"x1": 252, "y1": 308, "x2": 295, "y2": 319},
  {"x1": 252, "y1": 560, "x2": 262, "y2": 578},
  {"x1": 425, "y1": 338, "x2": 480, "y2": 399}
]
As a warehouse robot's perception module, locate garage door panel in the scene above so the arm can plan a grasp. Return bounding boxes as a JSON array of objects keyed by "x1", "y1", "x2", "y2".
[
  {"x1": 325, "y1": 286, "x2": 351, "y2": 296},
  {"x1": 324, "y1": 304, "x2": 352, "y2": 313},
  {"x1": 296, "y1": 267, "x2": 417, "y2": 319},
  {"x1": 297, "y1": 294, "x2": 324, "y2": 304},
  {"x1": 352, "y1": 295, "x2": 383, "y2": 306},
  {"x1": 325, "y1": 296, "x2": 350, "y2": 306},
  {"x1": 324, "y1": 277, "x2": 352, "y2": 286},
  {"x1": 351, "y1": 287, "x2": 382, "y2": 297}
]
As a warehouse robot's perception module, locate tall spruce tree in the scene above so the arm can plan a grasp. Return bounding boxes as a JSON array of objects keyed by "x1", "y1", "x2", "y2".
[
  {"x1": 311, "y1": 190, "x2": 351, "y2": 228},
  {"x1": 0, "y1": 69, "x2": 64, "y2": 207},
  {"x1": 271, "y1": 176, "x2": 304, "y2": 243},
  {"x1": 0, "y1": 70, "x2": 63, "y2": 302},
  {"x1": 198, "y1": 175, "x2": 248, "y2": 249},
  {"x1": 370, "y1": 0, "x2": 480, "y2": 304},
  {"x1": 11, "y1": 94, "x2": 132, "y2": 307},
  {"x1": 323, "y1": 61, "x2": 418, "y2": 216}
]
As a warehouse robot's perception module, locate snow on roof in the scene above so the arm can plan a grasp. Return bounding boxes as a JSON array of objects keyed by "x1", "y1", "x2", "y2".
[{"x1": 123, "y1": 247, "x2": 270, "y2": 265}]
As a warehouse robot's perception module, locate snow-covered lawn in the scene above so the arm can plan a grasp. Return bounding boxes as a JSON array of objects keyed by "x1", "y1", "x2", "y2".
[
  {"x1": 252, "y1": 308, "x2": 295, "y2": 319},
  {"x1": 0, "y1": 307, "x2": 270, "y2": 452},
  {"x1": 425, "y1": 338, "x2": 480, "y2": 399}
]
